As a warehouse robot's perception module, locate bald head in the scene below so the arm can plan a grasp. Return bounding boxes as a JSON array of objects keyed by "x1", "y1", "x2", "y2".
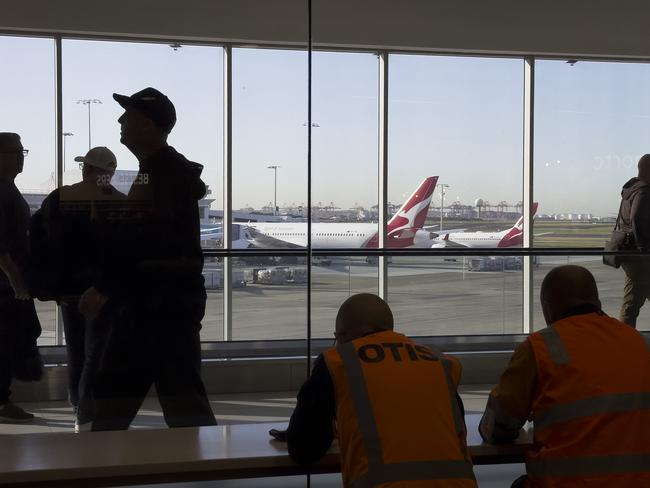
[
  {"x1": 335, "y1": 294, "x2": 393, "y2": 344},
  {"x1": 638, "y1": 154, "x2": 650, "y2": 184},
  {"x1": 540, "y1": 265, "x2": 601, "y2": 325}
]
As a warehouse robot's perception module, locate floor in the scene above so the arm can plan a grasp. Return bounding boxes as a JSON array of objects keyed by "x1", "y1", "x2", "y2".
[{"x1": 1, "y1": 386, "x2": 525, "y2": 487}]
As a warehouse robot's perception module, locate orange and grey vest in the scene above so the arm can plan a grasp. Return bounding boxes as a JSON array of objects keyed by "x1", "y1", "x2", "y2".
[
  {"x1": 323, "y1": 330, "x2": 477, "y2": 488},
  {"x1": 526, "y1": 313, "x2": 650, "y2": 487}
]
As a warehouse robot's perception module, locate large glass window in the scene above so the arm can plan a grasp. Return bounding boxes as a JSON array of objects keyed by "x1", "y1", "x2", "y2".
[
  {"x1": 61, "y1": 39, "x2": 224, "y2": 341},
  {"x1": 534, "y1": 60, "x2": 650, "y2": 331},
  {"x1": 389, "y1": 54, "x2": 525, "y2": 248}
]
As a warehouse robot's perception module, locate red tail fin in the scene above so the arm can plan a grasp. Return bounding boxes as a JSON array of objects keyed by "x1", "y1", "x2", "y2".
[{"x1": 387, "y1": 177, "x2": 438, "y2": 233}]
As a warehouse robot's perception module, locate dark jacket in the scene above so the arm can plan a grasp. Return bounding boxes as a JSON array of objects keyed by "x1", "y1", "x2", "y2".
[
  {"x1": 95, "y1": 146, "x2": 207, "y2": 303},
  {"x1": 619, "y1": 177, "x2": 650, "y2": 251},
  {"x1": 30, "y1": 182, "x2": 126, "y2": 301},
  {"x1": 0, "y1": 180, "x2": 31, "y2": 298}
]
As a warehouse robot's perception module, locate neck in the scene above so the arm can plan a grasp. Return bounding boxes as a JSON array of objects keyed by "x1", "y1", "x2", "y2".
[{"x1": 130, "y1": 141, "x2": 168, "y2": 162}]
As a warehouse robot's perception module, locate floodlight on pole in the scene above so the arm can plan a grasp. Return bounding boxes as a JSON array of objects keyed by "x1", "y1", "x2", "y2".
[
  {"x1": 267, "y1": 165, "x2": 281, "y2": 216},
  {"x1": 439, "y1": 183, "x2": 450, "y2": 232},
  {"x1": 62, "y1": 132, "x2": 74, "y2": 172},
  {"x1": 76, "y1": 99, "x2": 102, "y2": 150}
]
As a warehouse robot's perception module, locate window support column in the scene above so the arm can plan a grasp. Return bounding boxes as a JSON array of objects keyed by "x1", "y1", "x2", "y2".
[
  {"x1": 378, "y1": 52, "x2": 389, "y2": 299},
  {"x1": 223, "y1": 45, "x2": 233, "y2": 341},
  {"x1": 523, "y1": 57, "x2": 535, "y2": 334}
]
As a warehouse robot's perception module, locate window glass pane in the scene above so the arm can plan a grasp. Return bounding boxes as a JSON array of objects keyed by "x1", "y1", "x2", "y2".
[
  {"x1": 0, "y1": 35, "x2": 57, "y2": 344},
  {"x1": 61, "y1": 39, "x2": 224, "y2": 342},
  {"x1": 311, "y1": 256, "x2": 379, "y2": 338},
  {"x1": 62, "y1": 39, "x2": 223, "y2": 234},
  {"x1": 389, "y1": 256, "x2": 523, "y2": 335},
  {"x1": 311, "y1": 51, "x2": 378, "y2": 247},
  {"x1": 533, "y1": 255, "x2": 650, "y2": 331},
  {"x1": 232, "y1": 48, "x2": 307, "y2": 249},
  {"x1": 534, "y1": 60, "x2": 650, "y2": 247},
  {"x1": 232, "y1": 257, "x2": 307, "y2": 340},
  {"x1": 389, "y1": 55, "x2": 525, "y2": 250}
]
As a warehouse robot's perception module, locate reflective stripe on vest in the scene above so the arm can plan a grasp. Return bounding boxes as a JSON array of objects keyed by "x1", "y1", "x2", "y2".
[
  {"x1": 338, "y1": 342, "x2": 476, "y2": 486},
  {"x1": 533, "y1": 391, "x2": 650, "y2": 431},
  {"x1": 527, "y1": 453, "x2": 650, "y2": 478},
  {"x1": 538, "y1": 326, "x2": 570, "y2": 365}
]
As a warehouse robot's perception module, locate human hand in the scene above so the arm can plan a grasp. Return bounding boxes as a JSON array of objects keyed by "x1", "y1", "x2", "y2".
[
  {"x1": 78, "y1": 286, "x2": 109, "y2": 320},
  {"x1": 9, "y1": 273, "x2": 31, "y2": 300}
]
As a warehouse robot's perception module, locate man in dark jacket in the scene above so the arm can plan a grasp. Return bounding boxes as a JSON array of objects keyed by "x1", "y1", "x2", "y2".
[
  {"x1": 0, "y1": 133, "x2": 42, "y2": 423},
  {"x1": 618, "y1": 154, "x2": 650, "y2": 327},
  {"x1": 78, "y1": 88, "x2": 216, "y2": 430},
  {"x1": 32, "y1": 146, "x2": 125, "y2": 430}
]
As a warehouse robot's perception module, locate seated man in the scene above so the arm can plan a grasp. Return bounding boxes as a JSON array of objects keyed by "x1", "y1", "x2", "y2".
[
  {"x1": 480, "y1": 265, "x2": 650, "y2": 487},
  {"x1": 286, "y1": 293, "x2": 477, "y2": 487}
]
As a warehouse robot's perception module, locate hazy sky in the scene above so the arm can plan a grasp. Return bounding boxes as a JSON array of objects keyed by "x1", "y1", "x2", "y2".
[{"x1": 3, "y1": 35, "x2": 650, "y2": 217}]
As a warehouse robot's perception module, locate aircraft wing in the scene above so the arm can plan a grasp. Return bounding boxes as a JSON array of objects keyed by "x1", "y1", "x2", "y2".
[
  {"x1": 244, "y1": 227, "x2": 305, "y2": 249},
  {"x1": 431, "y1": 235, "x2": 470, "y2": 248},
  {"x1": 423, "y1": 226, "x2": 467, "y2": 235}
]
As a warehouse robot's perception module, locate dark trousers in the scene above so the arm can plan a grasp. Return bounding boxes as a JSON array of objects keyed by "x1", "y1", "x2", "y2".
[
  {"x1": 620, "y1": 257, "x2": 650, "y2": 327},
  {"x1": 0, "y1": 297, "x2": 42, "y2": 402},
  {"x1": 61, "y1": 302, "x2": 111, "y2": 423},
  {"x1": 61, "y1": 303, "x2": 85, "y2": 407},
  {"x1": 92, "y1": 298, "x2": 215, "y2": 430}
]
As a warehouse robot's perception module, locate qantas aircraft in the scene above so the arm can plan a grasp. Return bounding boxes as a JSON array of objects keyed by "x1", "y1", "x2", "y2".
[
  {"x1": 201, "y1": 177, "x2": 439, "y2": 249},
  {"x1": 431, "y1": 203, "x2": 539, "y2": 248}
]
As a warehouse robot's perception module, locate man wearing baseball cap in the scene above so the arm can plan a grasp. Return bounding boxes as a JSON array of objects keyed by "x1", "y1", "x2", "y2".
[
  {"x1": 31, "y1": 145, "x2": 125, "y2": 431},
  {"x1": 79, "y1": 87, "x2": 216, "y2": 430}
]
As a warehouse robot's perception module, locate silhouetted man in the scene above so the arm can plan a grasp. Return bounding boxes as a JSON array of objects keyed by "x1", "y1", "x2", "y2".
[
  {"x1": 32, "y1": 146, "x2": 125, "y2": 431},
  {"x1": 78, "y1": 88, "x2": 216, "y2": 430},
  {"x1": 0, "y1": 132, "x2": 42, "y2": 423},
  {"x1": 618, "y1": 154, "x2": 650, "y2": 327},
  {"x1": 480, "y1": 266, "x2": 650, "y2": 487}
]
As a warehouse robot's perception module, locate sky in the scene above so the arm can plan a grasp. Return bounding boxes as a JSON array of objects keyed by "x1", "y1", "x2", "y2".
[{"x1": 3, "y1": 35, "x2": 650, "y2": 217}]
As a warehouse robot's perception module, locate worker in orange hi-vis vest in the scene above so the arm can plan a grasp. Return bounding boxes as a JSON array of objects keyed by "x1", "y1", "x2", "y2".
[
  {"x1": 285, "y1": 293, "x2": 477, "y2": 488},
  {"x1": 480, "y1": 265, "x2": 650, "y2": 488}
]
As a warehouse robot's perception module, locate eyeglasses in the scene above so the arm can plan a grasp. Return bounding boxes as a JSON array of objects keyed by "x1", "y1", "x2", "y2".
[{"x1": 0, "y1": 149, "x2": 28, "y2": 157}]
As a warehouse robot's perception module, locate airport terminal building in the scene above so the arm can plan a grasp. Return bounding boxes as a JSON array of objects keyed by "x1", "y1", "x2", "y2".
[{"x1": 1, "y1": 1, "x2": 650, "y2": 487}]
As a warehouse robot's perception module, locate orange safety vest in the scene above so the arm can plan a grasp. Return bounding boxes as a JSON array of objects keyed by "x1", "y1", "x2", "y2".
[
  {"x1": 526, "y1": 312, "x2": 650, "y2": 487},
  {"x1": 323, "y1": 330, "x2": 477, "y2": 488}
]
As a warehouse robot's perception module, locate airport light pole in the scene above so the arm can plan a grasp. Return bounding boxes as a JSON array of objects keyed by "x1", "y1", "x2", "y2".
[
  {"x1": 439, "y1": 183, "x2": 450, "y2": 232},
  {"x1": 62, "y1": 132, "x2": 73, "y2": 172},
  {"x1": 267, "y1": 164, "x2": 281, "y2": 216},
  {"x1": 76, "y1": 99, "x2": 102, "y2": 150}
]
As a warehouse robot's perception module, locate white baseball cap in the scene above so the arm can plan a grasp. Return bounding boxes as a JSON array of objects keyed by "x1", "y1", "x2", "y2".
[{"x1": 74, "y1": 146, "x2": 117, "y2": 172}]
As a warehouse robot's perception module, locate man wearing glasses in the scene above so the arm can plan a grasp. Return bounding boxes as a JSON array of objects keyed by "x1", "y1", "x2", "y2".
[{"x1": 0, "y1": 132, "x2": 42, "y2": 423}]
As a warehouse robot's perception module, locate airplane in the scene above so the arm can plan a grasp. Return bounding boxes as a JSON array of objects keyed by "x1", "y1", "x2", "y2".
[
  {"x1": 200, "y1": 177, "x2": 439, "y2": 249},
  {"x1": 431, "y1": 202, "x2": 539, "y2": 248}
]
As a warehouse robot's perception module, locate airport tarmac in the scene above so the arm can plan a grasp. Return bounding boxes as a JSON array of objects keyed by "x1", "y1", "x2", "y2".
[{"x1": 35, "y1": 255, "x2": 650, "y2": 345}]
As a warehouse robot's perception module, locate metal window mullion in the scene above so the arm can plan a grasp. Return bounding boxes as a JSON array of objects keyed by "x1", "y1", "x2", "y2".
[
  {"x1": 223, "y1": 45, "x2": 233, "y2": 341},
  {"x1": 378, "y1": 52, "x2": 389, "y2": 299},
  {"x1": 522, "y1": 57, "x2": 535, "y2": 334},
  {"x1": 55, "y1": 35, "x2": 64, "y2": 346}
]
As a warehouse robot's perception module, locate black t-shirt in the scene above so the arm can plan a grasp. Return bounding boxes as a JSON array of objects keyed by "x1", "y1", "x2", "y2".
[{"x1": 0, "y1": 179, "x2": 30, "y2": 295}]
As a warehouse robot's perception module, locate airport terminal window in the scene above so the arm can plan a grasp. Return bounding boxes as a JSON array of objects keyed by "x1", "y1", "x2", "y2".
[
  {"x1": 311, "y1": 51, "x2": 378, "y2": 242},
  {"x1": 61, "y1": 39, "x2": 225, "y2": 341},
  {"x1": 232, "y1": 48, "x2": 307, "y2": 248},
  {"x1": 533, "y1": 60, "x2": 650, "y2": 331},
  {"x1": 534, "y1": 59, "x2": 650, "y2": 247},
  {"x1": 387, "y1": 55, "x2": 525, "y2": 334},
  {"x1": 231, "y1": 257, "x2": 307, "y2": 340},
  {"x1": 0, "y1": 35, "x2": 58, "y2": 344},
  {"x1": 389, "y1": 256, "x2": 523, "y2": 336},
  {"x1": 388, "y1": 54, "x2": 524, "y2": 248},
  {"x1": 311, "y1": 256, "x2": 379, "y2": 338}
]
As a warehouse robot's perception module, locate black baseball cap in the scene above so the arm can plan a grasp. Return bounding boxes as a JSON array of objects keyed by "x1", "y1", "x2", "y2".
[{"x1": 113, "y1": 87, "x2": 177, "y2": 134}]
